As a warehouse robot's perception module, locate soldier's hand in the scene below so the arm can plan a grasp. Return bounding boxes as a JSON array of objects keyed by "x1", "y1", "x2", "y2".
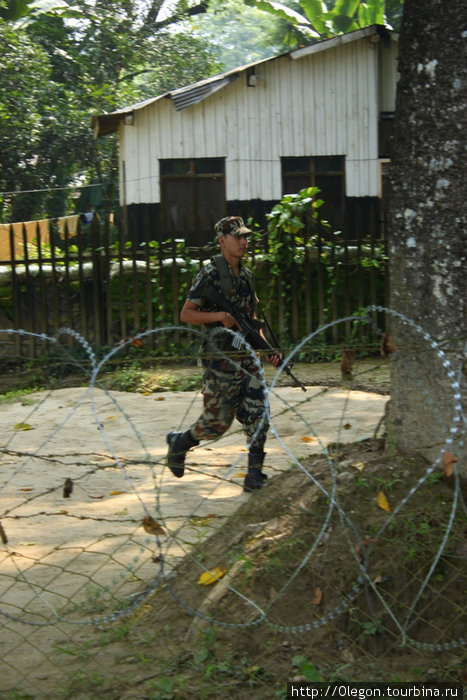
[
  {"x1": 267, "y1": 353, "x2": 283, "y2": 368},
  {"x1": 220, "y1": 311, "x2": 239, "y2": 329}
]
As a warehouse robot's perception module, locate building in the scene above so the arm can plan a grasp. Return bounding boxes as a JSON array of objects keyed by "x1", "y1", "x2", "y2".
[{"x1": 92, "y1": 25, "x2": 398, "y2": 246}]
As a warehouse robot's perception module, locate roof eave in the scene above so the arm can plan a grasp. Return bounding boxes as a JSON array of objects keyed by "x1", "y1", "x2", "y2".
[
  {"x1": 92, "y1": 53, "x2": 288, "y2": 138},
  {"x1": 92, "y1": 25, "x2": 397, "y2": 138},
  {"x1": 290, "y1": 24, "x2": 396, "y2": 60}
]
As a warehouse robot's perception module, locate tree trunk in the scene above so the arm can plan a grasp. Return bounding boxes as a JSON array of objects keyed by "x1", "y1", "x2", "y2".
[{"x1": 387, "y1": 0, "x2": 467, "y2": 464}]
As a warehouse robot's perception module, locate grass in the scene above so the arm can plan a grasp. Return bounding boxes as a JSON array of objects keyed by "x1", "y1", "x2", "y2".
[{"x1": 0, "y1": 388, "x2": 41, "y2": 404}]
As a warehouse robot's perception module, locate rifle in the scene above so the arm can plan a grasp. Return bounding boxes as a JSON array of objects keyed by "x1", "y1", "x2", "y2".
[{"x1": 203, "y1": 284, "x2": 306, "y2": 392}]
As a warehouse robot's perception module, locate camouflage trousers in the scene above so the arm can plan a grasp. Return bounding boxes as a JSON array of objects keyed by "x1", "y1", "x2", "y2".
[{"x1": 189, "y1": 358, "x2": 269, "y2": 452}]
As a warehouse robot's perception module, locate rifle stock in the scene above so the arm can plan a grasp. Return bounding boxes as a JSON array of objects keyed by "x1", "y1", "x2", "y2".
[{"x1": 203, "y1": 285, "x2": 306, "y2": 392}]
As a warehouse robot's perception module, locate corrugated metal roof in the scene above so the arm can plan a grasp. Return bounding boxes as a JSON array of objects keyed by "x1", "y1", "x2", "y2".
[
  {"x1": 171, "y1": 74, "x2": 239, "y2": 111},
  {"x1": 92, "y1": 53, "x2": 286, "y2": 137},
  {"x1": 92, "y1": 25, "x2": 395, "y2": 138}
]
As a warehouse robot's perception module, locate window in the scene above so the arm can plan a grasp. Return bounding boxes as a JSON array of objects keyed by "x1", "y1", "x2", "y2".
[
  {"x1": 281, "y1": 156, "x2": 345, "y2": 228},
  {"x1": 160, "y1": 158, "x2": 225, "y2": 244}
]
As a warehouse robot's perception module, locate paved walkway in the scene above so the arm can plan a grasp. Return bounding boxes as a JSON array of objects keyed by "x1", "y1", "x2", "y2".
[{"x1": 0, "y1": 385, "x2": 387, "y2": 692}]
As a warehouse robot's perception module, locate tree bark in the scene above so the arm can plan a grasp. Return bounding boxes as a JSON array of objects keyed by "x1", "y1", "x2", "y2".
[{"x1": 388, "y1": 0, "x2": 467, "y2": 463}]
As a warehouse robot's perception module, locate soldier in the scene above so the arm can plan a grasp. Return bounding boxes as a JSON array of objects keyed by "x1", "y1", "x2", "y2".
[{"x1": 166, "y1": 215, "x2": 281, "y2": 492}]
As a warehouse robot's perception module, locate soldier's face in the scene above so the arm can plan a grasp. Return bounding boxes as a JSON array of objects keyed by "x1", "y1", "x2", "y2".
[{"x1": 220, "y1": 233, "x2": 248, "y2": 258}]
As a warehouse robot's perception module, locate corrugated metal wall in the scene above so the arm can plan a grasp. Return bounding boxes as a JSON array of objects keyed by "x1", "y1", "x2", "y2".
[{"x1": 120, "y1": 35, "x2": 398, "y2": 207}]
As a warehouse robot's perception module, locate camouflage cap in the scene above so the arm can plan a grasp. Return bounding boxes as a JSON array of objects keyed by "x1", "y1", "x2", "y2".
[{"x1": 214, "y1": 216, "x2": 252, "y2": 237}]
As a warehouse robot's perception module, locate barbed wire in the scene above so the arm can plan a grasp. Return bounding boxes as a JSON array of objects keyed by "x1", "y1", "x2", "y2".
[{"x1": 0, "y1": 308, "x2": 465, "y2": 695}]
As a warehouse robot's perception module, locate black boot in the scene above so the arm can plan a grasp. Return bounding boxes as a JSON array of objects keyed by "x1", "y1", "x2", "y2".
[
  {"x1": 166, "y1": 430, "x2": 199, "y2": 478},
  {"x1": 243, "y1": 450, "x2": 267, "y2": 492}
]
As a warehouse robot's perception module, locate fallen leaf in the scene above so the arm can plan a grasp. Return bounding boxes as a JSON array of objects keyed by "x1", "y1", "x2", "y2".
[
  {"x1": 198, "y1": 566, "x2": 227, "y2": 585},
  {"x1": 235, "y1": 472, "x2": 246, "y2": 477},
  {"x1": 106, "y1": 415, "x2": 116, "y2": 420},
  {"x1": 377, "y1": 490, "x2": 391, "y2": 513},
  {"x1": 14, "y1": 422, "x2": 34, "y2": 431},
  {"x1": 351, "y1": 462, "x2": 366, "y2": 472},
  {"x1": 442, "y1": 451, "x2": 458, "y2": 478},
  {"x1": 312, "y1": 587, "x2": 322, "y2": 605},
  {"x1": 244, "y1": 665, "x2": 261, "y2": 675},
  {"x1": 343, "y1": 423, "x2": 352, "y2": 430},
  {"x1": 142, "y1": 516, "x2": 166, "y2": 535},
  {"x1": 109, "y1": 490, "x2": 125, "y2": 496},
  {"x1": 20, "y1": 487, "x2": 34, "y2": 492},
  {"x1": 300, "y1": 436, "x2": 315, "y2": 443},
  {"x1": 356, "y1": 538, "x2": 379, "y2": 563},
  {"x1": 0, "y1": 522, "x2": 7, "y2": 544},
  {"x1": 19, "y1": 541, "x2": 36, "y2": 546},
  {"x1": 63, "y1": 478, "x2": 73, "y2": 498}
]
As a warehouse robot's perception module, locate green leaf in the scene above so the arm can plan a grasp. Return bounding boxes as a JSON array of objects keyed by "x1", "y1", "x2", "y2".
[
  {"x1": 245, "y1": 0, "x2": 320, "y2": 36},
  {"x1": 358, "y1": 1, "x2": 385, "y2": 25},
  {"x1": 0, "y1": 0, "x2": 31, "y2": 21},
  {"x1": 245, "y1": 0, "x2": 304, "y2": 25},
  {"x1": 299, "y1": 0, "x2": 328, "y2": 34},
  {"x1": 332, "y1": 14, "x2": 360, "y2": 32},
  {"x1": 301, "y1": 660, "x2": 323, "y2": 681},
  {"x1": 333, "y1": 0, "x2": 361, "y2": 17}
]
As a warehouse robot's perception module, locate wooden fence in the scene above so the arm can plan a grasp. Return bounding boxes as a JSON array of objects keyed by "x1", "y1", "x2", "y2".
[{"x1": 0, "y1": 214, "x2": 389, "y2": 361}]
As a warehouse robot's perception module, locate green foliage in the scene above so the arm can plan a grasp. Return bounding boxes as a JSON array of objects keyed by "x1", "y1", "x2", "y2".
[
  {"x1": 262, "y1": 186, "x2": 333, "y2": 326},
  {"x1": 0, "y1": 0, "x2": 220, "y2": 223},
  {"x1": 244, "y1": 0, "x2": 403, "y2": 45},
  {"x1": 183, "y1": 0, "x2": 290, "y2": 68},
  {"x1": 291, "y1": 654, "x2": 324, "y2": 681},
  {"x1": 265, "y1": 186, "x2": 330, "y2": 255},
  {"x1": 0, "y1": 0, "x2": 82, "y2": 23},
  {"x1": 249, "y1": 188, "x2": 387, "y2": 346}
]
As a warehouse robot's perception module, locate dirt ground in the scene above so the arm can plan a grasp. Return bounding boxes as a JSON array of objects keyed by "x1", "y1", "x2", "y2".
[{"x1": 1, "y1": 359, "x2": 465, "y2": 698}]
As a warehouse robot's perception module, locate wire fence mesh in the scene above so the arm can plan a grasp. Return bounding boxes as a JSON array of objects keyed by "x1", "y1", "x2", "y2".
[{"x1": 0, "y1": 308, "x2": 465, "y2": 698}]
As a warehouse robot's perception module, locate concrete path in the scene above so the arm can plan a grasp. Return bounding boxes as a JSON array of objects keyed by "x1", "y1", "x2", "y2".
[{"x1": 0, "y1": 384, "x2": 387, "y2": 691}]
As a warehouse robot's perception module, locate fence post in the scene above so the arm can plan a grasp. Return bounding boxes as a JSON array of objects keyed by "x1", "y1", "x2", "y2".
[
  {"x1": 62, "y1": 220, "x2": 74, "y2": 336},
  {"x1": 8, "y1": 226, "x2": 20, "y2": 356},
  {"x1": 49, "y1": 221, "x2": 61, "y2": 339},
  {"x1": 75, "y1": 220, "x2": 89, "y2": 340},
  {"x1": 103, "y1": 212, "x2": 113, "y2": 344},
  {"x1": 20, "y1": 224, "x2": 35, "y2": 357},
  {"x1": 143, "y1": 211, "x2": 154, "y2": 342},
  {"x1": 90, "y1": 214, "x2": 105, "y2": 346},
  {"x1": 35, "y1": 221, "x2": 48, "y2": 343},
  {"x1": 304, "y1": 223, "x2": 313, "y2": 337}
]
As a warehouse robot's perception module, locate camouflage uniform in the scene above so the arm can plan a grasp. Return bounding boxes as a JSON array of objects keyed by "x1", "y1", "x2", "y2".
[
  {"x1": 167, "y1": 216, "x2": 270, "y2": 492},
  {"x1": 186, "y1": 259, "x2": 269, "y2": 452}
]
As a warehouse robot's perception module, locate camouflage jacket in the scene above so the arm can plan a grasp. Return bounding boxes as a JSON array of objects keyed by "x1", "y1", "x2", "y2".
[{"x1": 187, "y1": 257, "x2": 257, "y2": 357}]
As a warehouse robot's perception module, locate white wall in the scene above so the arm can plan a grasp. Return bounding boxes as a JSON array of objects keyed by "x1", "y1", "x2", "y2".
[{"x1": 120, "y1": 36, "x2": 397, "y2": 206}]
